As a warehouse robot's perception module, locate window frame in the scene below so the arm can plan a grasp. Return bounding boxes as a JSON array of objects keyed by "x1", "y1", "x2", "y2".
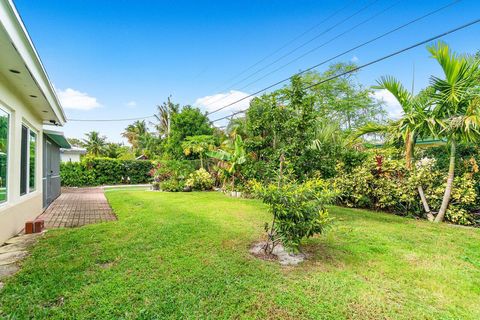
[
  {"x1": 20, "y1": 123, "x2": 38, "y2": 196},
  {"x1": 0, "y1": 106, "x2": 10, "y2": 205}
]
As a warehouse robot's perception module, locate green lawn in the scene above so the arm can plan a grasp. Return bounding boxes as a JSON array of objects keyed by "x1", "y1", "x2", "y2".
[{"x1": 1, "y1": 191, "x2": 479, "y2": 319}]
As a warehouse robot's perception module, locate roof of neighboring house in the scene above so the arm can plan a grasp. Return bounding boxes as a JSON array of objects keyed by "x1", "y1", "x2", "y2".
[
  {"x1": 367, "y1": 137, "x2": 447, "y2": 149},
  {"x1": 0, "y1": 1, "x2": 66, "y2": 125},
  {"x1": 61, "y1": 146, "x2": 87, "y2": 154}
]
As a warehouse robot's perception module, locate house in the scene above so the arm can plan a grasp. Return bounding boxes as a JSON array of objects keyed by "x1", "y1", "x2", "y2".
[
  {"x1": 61, "y1": 146, "x2": 87, "y2": 163},
  {"x1": 0, "y1": 1, "x2": 69, "y2": 244}
]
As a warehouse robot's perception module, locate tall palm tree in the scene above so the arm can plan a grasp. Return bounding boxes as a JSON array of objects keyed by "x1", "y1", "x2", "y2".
[
  {"x1": 154, "y1": 96, "x2": 179, "y2": 138},
  {"x1": 428, "y1": 42, "x2": 480, "y2": 222},
  {"x1": 83, "y1": 131, "x2": 106, "y2": 157},
  {"x1": 122, "y1": 120, "x2": 148, "y2": 151},
  {"x1": 355, "y1": 76, "x2": 435, "y2": 218}
]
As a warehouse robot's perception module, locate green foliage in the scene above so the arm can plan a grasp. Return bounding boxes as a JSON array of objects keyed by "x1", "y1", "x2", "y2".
[
  {"x1": 159, "y1": 178, "x2": 185, "y2": 192},
  {"x1": 165, "y1": 106, "x2": 213, "y2": 159},
  {"x1": 207, "y1": 135, "x2": 247, "y2": 189},
  {"x1": 334, "y1": 154, "x2": 479, "y2": 225},
  {"x1": 182, "y1": 135, "x2": 216, "y2": 168},
  {"x1": 60, "y1": 162, "x2": 95, "y2": 187},
  {"x1": 150, "y1": 160, "x2": 197, "y2": 191},
  {"x1": 60, "y1": 157, "x2": 154, "y2": 187},
  {"x1": 185, "y1": 168, "x2": 214, "y2": 191},
  {"x1": 83, "y1": 131, "x2": 106, "y2": 157},
  {"x1": 255, "y1": 179, "x2": 335, "y2": 252}
]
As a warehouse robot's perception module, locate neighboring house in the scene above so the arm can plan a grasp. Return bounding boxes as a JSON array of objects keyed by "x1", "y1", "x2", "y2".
[
  {"x1": 61, "y1": 146, "x2": 86, "y2": 163},
  {"x1": 0, "y1": 1, "x2": 70, "y2": 244}
]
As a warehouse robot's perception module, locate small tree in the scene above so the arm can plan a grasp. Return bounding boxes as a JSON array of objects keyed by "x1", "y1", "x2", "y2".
[
  {"x1": 256, "y1": 178, "x2": 334, "y2": 254},
  {"x1": 255, "y1": 155, "x2": 335, "y2": 254},
  {"x1": 182, "y1": 135, "x2": 215, "y2": 169}
]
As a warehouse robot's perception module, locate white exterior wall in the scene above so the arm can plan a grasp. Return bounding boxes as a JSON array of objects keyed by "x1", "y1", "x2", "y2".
[
  {"x1": 61, "y1": 152, "x2": 81, "y2": 163},
  {"x1": 0, "y1": 74, "x2": 44, "y2": 244}
]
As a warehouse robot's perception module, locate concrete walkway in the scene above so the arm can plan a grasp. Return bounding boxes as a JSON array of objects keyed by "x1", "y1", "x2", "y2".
[{"x1": 39, "y1": 187, "x2": 117, "y2": 228}]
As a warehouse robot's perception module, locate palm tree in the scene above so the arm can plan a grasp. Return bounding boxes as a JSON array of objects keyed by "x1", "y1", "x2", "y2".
[
  {"x1": 154, "y1": 96, "x2": 179, "y2": 138},
  {"x1": 83, "y1": 131, "x2": 106, "y2": 157},
  {"x1": 355, "y1": 76, "x2": 435, "y2": 218},
  {"x1": 428, "y1": 42, "x2": 480, "y2": 222},
  {"x1": 122, "y1": 120, "x2": 148, "y2": 151},
  {"x1": 181, "y1": 135, "x2": 216, "y2": 169}
]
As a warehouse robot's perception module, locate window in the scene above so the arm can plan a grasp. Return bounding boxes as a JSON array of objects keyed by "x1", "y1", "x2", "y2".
[
  {"x1": 20, "y1": 125, "x2": 36, "y2": 195},
  {"x1": 0, "y1": 109, "x2": 8, "y2": 203},
  {"x1": 29, "y1": 131, "x2": 36, "y2": 191}
]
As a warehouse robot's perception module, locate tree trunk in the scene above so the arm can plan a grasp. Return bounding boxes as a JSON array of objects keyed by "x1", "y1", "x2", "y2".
[
  {"x1": 200, "y1": 154, "x2": 204, "y2": 169},
  {"x1": 405, "y1": 131, "x2": 413, "y2": 170},
  {"x1": 435, "y1": 140, "x2": 456, "y2": 223},
  {"x1": 418, "y1": 186, "x2": 434, "y2": 221}
]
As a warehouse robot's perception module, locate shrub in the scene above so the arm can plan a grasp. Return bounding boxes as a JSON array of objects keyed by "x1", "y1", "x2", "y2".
[
  {"x1": 334, "y1": 155, "x2": 479, "y2": 225},
  {"x1": 150, "y1": 160, "x2": 196, "y2": 192},
  {"x1": 60, "y1": 157, "x2": 154, "y2": 187},
  {"x1": 160, "y1": 178, "x2": 185, "y2": 192},
  {"x1": 185, "y1": 168, "x2": 213, "y2": 191},
  {"x1": 60, "y1": 162, "x2": 95, "y2": 187},
  {"x1": 254, "y1": 179, "x2": 335, "y2": 252}
]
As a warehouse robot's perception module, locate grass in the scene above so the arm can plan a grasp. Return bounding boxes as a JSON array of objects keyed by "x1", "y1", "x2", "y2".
[{"x1": 1, "y1": 190, "x2": 479, "y2": 319}]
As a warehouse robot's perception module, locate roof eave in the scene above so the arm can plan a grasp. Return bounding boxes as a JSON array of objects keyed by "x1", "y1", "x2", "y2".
[{"x1": 0, "y1": 1, "x2": 67, "y2": 125}]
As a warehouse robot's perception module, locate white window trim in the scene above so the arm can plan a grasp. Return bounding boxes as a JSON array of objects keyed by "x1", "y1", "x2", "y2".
[
  {"x1": 0, "y1": 105, "x2": 11, "y2": 206},
  {"x1": 20, "y1": 122, "x2": 38, "y2": 196}
]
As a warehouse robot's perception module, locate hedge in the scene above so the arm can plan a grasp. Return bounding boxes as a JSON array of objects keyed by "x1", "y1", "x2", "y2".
[{"x1": 60, "y1": 158, "x2": 154, "y2": 187}]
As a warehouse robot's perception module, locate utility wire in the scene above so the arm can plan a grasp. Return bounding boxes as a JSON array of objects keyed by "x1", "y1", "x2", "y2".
[
  {"x1": 237, "y1": 0, "x2": 402, "y2": 94},
  {"x1": 206, "y1": 0, "x2": 462, "y2": 117},
  {"x1": 68, "y1": 115, "x2": 156, "y2": 122},
  {"x1": 213, "y1": 0, "x2": 355, "y2": 90},
  {"x1": 200, "y1": 0, "x2": 378, "y2": 109},
  {"x1": 210, "y1": 17, "x2": 480, "y2": 123}
]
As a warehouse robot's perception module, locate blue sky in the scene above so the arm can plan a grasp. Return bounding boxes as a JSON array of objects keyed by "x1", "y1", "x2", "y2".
[{"x1": 15, "y1": 0, "x2": 480, "y2": 143}]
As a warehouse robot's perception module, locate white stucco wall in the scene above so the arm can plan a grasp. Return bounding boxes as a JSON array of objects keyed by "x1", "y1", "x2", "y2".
[
  {"x1": 61, "y1": 152, "x2": 81, "y2": 163},
  {"x1": 0, "y1": 74, "x2": 44, "y2": 244}
]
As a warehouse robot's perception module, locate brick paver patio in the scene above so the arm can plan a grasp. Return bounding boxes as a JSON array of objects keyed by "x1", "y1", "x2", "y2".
[{"x1": 39, "y1": 188, "x2": 116, "y2": 228}]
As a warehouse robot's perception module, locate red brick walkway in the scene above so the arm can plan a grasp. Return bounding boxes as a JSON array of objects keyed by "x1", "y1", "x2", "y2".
[{"x1": 39, "y1": 188, "x2": 116, "y2": 228}]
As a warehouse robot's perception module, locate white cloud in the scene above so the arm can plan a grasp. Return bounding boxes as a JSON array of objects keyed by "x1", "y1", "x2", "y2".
[
  {"x1": 351, "y1": 55, "x2": 359, "y2": 63},
  {"x1": 371, "y1": 89, "x2": 402, "y2": 119},
  {"x1": 56, "y1": 88, "x2": 101, "y2": 110},
  {"x1": 126, "y1": 101, "x2": 137, "y2": 108},
  {"x1": 195, "y1": 90, "x2": 254, "y2": 113}
]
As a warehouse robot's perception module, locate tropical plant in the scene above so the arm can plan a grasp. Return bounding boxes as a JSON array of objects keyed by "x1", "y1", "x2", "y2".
[
  {"x1": 185, "y1": 168, "x2": 214, "y2": 191},
  {"x1": 354, "y1": 76, "x2": 435, "y2": 218},
  {"x1": 154, "y1": 96, "x2": 179, "y2": 138},
  {"x1": 254, "y1": 179, "x2": 334, "y2": 253},
  {"x1": 83, "y1": 131, "x2": 106, "y2": 157},
  {"x1": 122, "y1": 120, "x2": 149, "y2": 152},
  {"x1": 207, "y1": 135, "x2": 247, "y2": 190},
  {"x1": 181, "y1": 135, "x2": 216, "y2": 168},
  {"x1": 427, "y1": 42, "x2": 480, "y2": 222}
]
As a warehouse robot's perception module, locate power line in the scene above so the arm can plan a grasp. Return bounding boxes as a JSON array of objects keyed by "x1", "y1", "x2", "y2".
[
  {"x1": 200, "y1": 0, "x2": 379, "y2": 109},
  {"x1": 212, "y1": 0, "x2": 355, "y2": 90},
  {"x1": 68, "y1": 115, "x2": 155, "y2": 122},
  {"x1": 236, "y1": 0, "x2": 403, "y2": 93},
  {"x1": 211, "y1": 17, "x2": 480, "y2": 123},
  {"x1": 206, "y1": 0, "x2": 462, "y2": 117}
]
